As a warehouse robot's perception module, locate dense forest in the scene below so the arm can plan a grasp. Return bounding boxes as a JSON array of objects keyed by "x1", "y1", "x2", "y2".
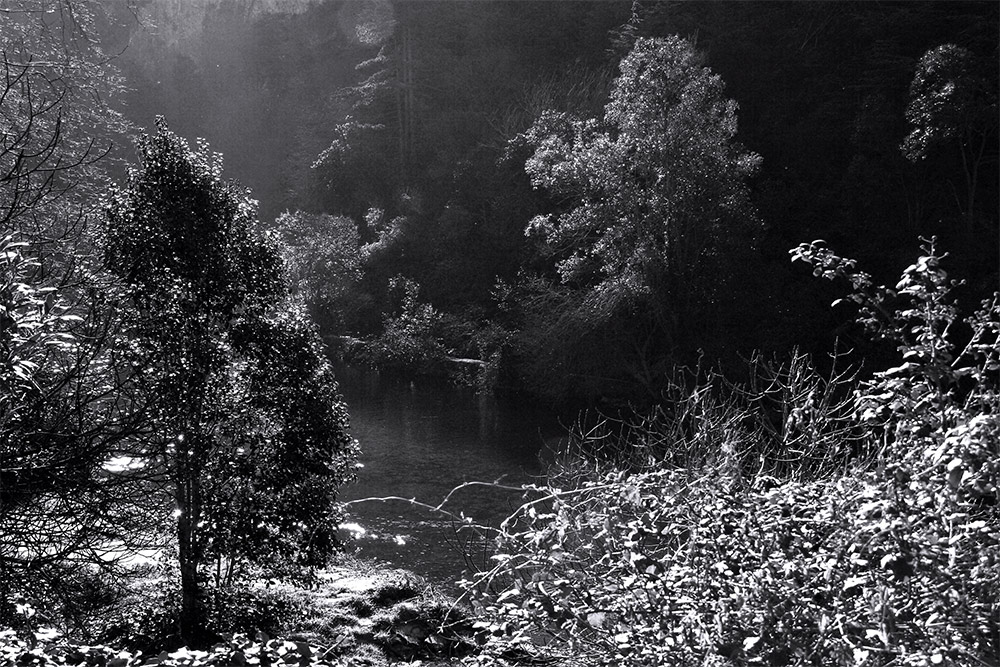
[
  {"x1": 109, "y1": 0, "x2": 999, "y2": 406},
  {"x1": 2, "y1": 1, "x2": 999, "y2": 666}
]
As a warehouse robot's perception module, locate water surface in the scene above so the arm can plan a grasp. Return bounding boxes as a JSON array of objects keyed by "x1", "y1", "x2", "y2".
[{"x1": 334, "y1": 364, "x2": 563, "y2": 587}]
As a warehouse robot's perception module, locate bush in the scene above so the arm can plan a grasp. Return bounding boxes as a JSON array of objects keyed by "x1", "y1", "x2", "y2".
[
  {"x1": 362, "y1": 275, "x2": 448, "y2": 372},
  {"x1": 97, "y1": 576, "x2": 309, "y2": 656},
  {"x1": 547, "y1": 348, "x2": 864, "y2": 481},
  {"x1": 0, "y1": 563, "x2": 131, "y2": 645},
  {"x1": 462, "y1": 240, "x2": 1000, "y2": 666}
]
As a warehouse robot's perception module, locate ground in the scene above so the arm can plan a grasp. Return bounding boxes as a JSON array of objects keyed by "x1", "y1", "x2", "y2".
[{"x1": 283, "y1": 561, "x2": 477, "y2": 666}]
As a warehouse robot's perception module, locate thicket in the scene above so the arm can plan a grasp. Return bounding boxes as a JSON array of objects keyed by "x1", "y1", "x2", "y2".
[{"x1": 461, "y1": 242, "x2": 1000, "y2": 666}]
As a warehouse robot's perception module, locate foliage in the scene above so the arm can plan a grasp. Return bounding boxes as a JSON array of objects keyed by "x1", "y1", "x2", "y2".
[
  {"x1": 901, "y1": 43, "x2": 998, "y2": 234},
  {"x1": 100, "y1": 576, "x2": 309, "y2": 655},
  {"x1": 112, "y1": 2, "x2": 999, "y2": 403},
  {"x1": 0, "y1": 0, "x2": 131, "y2": 246},
  {"x1": 362, "y1": 275, "x2": 447, "y2": 372},
  {"x1": 0, "y1": 563, "x2": 131, "y2": 645},
  {"x1": 101, "y1": 119, "x2": 357, "y2": 643},
  {"x1": 551, "y1": 349, "x2": 864, "y2": 480},
  {"x1": 0, "y1": 560, "x2": 481, "y2": 666},
  {"x1": 793, "y1": 237, "x2": 1000, "y2": 492},
  {"x1": 504, "y1": 274, "x2": 628, "y2": 404},
  {"x1": 310, "y1": 120, "x2": 395, "y2": 221},
  {"x1": 0, "y1": 629, "x2": 342, "y2": 667},
  {"x1": 468, "y1": 467, "x2": 997, "y2": 666},
  {"x1": 274, "y1": 210, "x2": 368, "y2": 335},
  {"x1": 0, "y1": 4, "x2": 160, "y2": 626},
  {"x1": 462, "y1": 241, "x2": 1000, "y2": 666},
  {"x1": 522, "y1": 36, "x2": 759, "y2": 339},
  {"x1": 511, "y1": 36, "x2": 762, "y2": 401},
  {"x1": 0, "y1": 236, "x2": 81, "y2": 431},
  {"x1": 464, "y1": 319, "x2": 515, "y2": 394},
  {"x1": 370, "y1": 598, "x2": 476, "y2": 661},
  {"x1": 901, "y1": 44, "x2": 995, "y2": 163}
]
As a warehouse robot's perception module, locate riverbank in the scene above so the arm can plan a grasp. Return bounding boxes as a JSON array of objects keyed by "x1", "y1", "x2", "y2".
[
  {"x1": 283, "y1": 560, "x2": 477, "y2": 665},
  {"x1": 326, "y1": 335, "x2": 485, "y2": 380}
]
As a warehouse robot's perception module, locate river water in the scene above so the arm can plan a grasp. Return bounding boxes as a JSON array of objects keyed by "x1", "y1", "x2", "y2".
[{"x1": 333, "y1": 364, "x2": 564, "y2": 589}]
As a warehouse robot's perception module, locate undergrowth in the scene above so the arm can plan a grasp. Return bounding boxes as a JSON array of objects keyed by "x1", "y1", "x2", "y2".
[{"x1": 460, "y1": 240, "x2": 1000, "y2": 667}]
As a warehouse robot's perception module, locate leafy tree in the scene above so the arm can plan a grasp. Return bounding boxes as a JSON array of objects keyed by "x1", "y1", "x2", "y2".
[
  {"x1": 101, "y1": 119, "x2": 357, "y2": 644},
  {"x1": 902, "y1": 43, "x2": 998, "y2": 234},
  {"x1": 275, "y1": 210, "x2": 367, "y2": 334},
  {"x1": 518, "y1": 36, "x2": 760, "y2": 397}
]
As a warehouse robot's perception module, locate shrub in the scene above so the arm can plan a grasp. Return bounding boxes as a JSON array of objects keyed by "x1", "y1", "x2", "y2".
[
  {"x1": 97, "y1": 574, "x2": 310, "y2": 655},
  {"x1": 549, "y1": 348, "x2": 863, "y2": 481},
  {"x1": 462, "y1": 240, "x2": 1000, "y2": 666},
  {"x1": 363, "y1": 275, "x2": 448, "y2": 372}
]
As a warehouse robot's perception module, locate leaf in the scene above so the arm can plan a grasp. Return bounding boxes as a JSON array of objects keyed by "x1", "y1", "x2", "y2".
[
  {"x1": 843, "y1": 576, "x2": 866, "y2": 594},
  {"x1": 947, "y1": 458, "x2": 965, "y2": 488},
  {"x1": 496, "y1": 588, "x2": 520, "y2": 603}
]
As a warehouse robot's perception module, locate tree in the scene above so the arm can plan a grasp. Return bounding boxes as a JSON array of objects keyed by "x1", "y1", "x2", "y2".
[
  {"x1": 519, "y1": 36, "x2": 760, "y2": 395},
  {"x1": 306, "y1": 0, "x2": 409, "y2": 221},
  {"x1": 902, "y1": 43, "x2": 998, "y2": 235},
  {"x1": 1, "y1": 0, "x2": 132, "y2": 246},
  {"x1": 0, "y1": 235, "x2": 162, "y2": 633},
  {"x1": 101, "y1": 119, "x2": 357, "y2": 644},
  {"x1": 0, "y1": 2, "x2": 163, "y2": 632},
  {"x1": 310, "y1": 119, "x2": 396, "y2": 222},
  {"x1": 275, "y1": 210, "x2": 368, "y2": 334}
]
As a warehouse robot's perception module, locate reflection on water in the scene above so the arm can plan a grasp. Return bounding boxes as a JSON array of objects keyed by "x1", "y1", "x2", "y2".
[{"x1": 333, "y1": 364, "x2": 563, "y2": 588}]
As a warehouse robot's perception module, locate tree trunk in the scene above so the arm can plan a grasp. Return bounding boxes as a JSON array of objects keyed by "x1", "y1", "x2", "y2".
[
  {"x1": 395, "y1": 20, "x2": 415, "y2": 185},
  {"x1": 176, "y1": 436, "x2": 207, "y2": 646}
]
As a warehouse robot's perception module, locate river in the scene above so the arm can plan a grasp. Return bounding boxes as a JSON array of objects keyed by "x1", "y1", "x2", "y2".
[{"x1": 333, "y1": 364, "x2": 565, "y2": 589}]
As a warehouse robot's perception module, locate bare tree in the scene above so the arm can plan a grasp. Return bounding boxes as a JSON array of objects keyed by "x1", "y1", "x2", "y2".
[{"x1": 0, "y1": 1, "x2": 159, "y2": 636}]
